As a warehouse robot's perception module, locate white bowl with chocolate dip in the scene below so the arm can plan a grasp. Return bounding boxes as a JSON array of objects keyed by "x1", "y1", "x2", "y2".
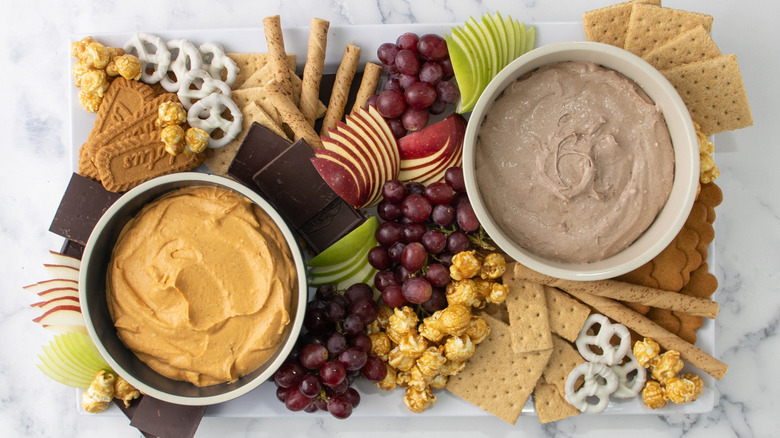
[
  {"x1": 80, "y1": 173, "x2": 308, "y2": 405},
  {"x1": 464, "y1": 42, "x2": 699, "y2": 281}
]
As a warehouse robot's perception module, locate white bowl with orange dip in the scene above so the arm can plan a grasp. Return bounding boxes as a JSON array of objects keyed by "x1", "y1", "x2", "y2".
[
  {"x1": 80, "y1": 173, "x2": 307, "y2": 405},
  {"x1": 463, "y1": 42, "x2": 699, "y2": 281}
]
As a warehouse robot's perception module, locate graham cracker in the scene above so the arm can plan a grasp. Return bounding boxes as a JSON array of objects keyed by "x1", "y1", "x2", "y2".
[
  {"x1": 624, "y1": 4, "x2": 714, "y2": 57},
  {"x1": 662, "y1": 54, "x2": 753, "y2": 135},
  {"x1": 227, "y1": 53, "x2": 295, "y2": 90},
  {"x1": 582, "y1": 0, "x2": 661, "y2": 47},
  {"x1": 533, "y1": 380, "x2": 580, "y2": 423},
  {"x1": 541, "y1": 335, "x2": 585, "y2": 397},
  {"x1": 504, "y1": 278, "x2": 553, "y2": 354},
  {"x1": 544, "y1": 286, "x2": 590, "y2": 343},
  {"x1": 446, "y1": 314, "x2": 552, "y2": 424},
  {"x1": 642, "y1": 24, "x2": 721, "y2": 70},
  {"x1": 231, "y1": 87, "x2": 283, "y2": 126}
]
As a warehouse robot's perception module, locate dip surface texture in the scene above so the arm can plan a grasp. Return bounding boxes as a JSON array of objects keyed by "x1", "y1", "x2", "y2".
[
  {"x1": 107, "y1": 186, "x2": 296, "y2": 386},
  {"x1": 476, "y1": 61, "x2": 674, "y2": 263}
]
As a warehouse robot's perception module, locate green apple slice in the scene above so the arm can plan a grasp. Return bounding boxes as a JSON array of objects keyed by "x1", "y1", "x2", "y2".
[
  {"x1": 450, "y1": 27, "x2": 485, "y2": 112},
  {"x1": 64, "y1": 331, "x2": 110, "y2": 372},
  {"x1": 490, "y1": 12, "x2": 509, "y2": 69},
  {"x1": 495, "y1": 12, "x2": 515, "y2": 67},
  {"x1": 335, "y1": 259, "x2": 376, "y2": 290},
  {"x1": 466, "y1": 18, "x2": 495, "y2": 85},
  {"x1": 37, "y1": 360, "x2": 91, "y2": 388},
  {"x1": 307, "y1": 216, "x2": 378, "y2": 267},
  {"x1": 525, "y1": 25, "x2": 536, "y2": 53},
  {"x1": 482, "y1": 14, "x2": 505, "y2": 73},
  {"x1": 447, "y1": 34, "x2": 476, "y2": 112},
  {"x1": 309, "y1": 233, "x2": 375, "y2": 277}
]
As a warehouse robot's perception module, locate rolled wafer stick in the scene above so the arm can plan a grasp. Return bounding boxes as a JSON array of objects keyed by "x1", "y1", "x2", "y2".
[
  {"x1": 321, "y1": 44, "x2": 360, "y2": 136},
  {"x1": 512, "y1": 263, "x2": 719, "y2": 319},
  {"x1": 300, "y1": 18, "x2": 330, "y2": 126},
  {"x1": 262, "y1": 15, "x2": 294, "y2": 99},
  {"x1": 561, "y1": 288, "x2": 727, "y2": 379},
  {"x1": 264, "y1": 80, "x2": 323, "y2": 150},
  {"x1": 352, "y1": 62, "x2": 382, "y2": 112}
]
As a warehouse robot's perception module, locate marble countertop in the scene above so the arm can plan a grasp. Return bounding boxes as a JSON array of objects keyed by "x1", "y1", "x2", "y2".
[{"x1": 3, "y1": 0, "x2": 777, "y2": 436}]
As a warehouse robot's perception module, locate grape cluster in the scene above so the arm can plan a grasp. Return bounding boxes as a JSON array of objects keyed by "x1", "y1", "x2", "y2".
[
  {"x1": 273, "y1": 283, "x2": 387, "y2": 419},
  {"x1": 369, "y1": 32, "x2": 460, "y2": 137},
  {"x1": 368, "y1": 167, "x2": 488, "y2": 311}
]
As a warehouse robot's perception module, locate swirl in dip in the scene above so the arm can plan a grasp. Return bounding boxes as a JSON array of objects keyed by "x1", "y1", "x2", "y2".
[
  {"x1": 476, "y1": 61, "x2": 674, "y2": 263},
  {"x1": 107, "y1": 186, "x2": 296, "y2": 386}
]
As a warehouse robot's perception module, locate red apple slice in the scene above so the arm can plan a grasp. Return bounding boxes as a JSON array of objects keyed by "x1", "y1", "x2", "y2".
[
  {"x1": 311, "y1": 154, "x2": 364, "y2": 208},
  {"x1": 399, "y1": 113, "x2": 466, "y2": 183},
  {"x1": 348, "y1": 108, "x2": 400, "y2": 198},
  {"x1": 43, "y1": 264, "x2": 79, "y2": 282},
  {"x1": 328, "y1": 122, "x2": 385, "y2": 206},
  {"x1": 24, "y1": 279, "x2": 78, "y2": 296},
  {"x1": 48, "y1": 250, "x2": 81, "y2": 269},
  {"x1": 33, "y1": 304, "x2": 84, "y2": 328},
  {"x1": 320, "y1": 136, "x2": 371, "y2": 205},
  {"x1": 32, "y1": 295, "x2": 80, "y2": 309}
]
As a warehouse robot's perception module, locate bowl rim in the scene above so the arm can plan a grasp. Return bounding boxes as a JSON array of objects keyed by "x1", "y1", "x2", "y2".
[
  {"x1": 79, "y1": 172, "x2": 308, "y2": 405},
  {"x1": 463, "y1": 41, "x2": 700, "y2": 281}
]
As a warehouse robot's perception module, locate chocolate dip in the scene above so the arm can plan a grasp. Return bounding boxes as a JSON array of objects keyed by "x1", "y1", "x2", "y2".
[{"x1": 476, "y1": 61, "x2": 674, "y2": 263}]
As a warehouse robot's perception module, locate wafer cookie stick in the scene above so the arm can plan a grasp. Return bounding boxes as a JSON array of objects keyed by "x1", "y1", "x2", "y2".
[
  {"x1": 300, "y1": 18, "x2": 329, "y2": 126},
  {"x1": 321, "y1": 44, "x2": 360, "y2": 136},
  {"x1": 264, "y1": 80, "x2": 323, "y2": 150},
  {"x1": 512, "y1": 263, "x2": 719, "y2": 319},
  {"x1": 262, "y1": 15, "x2": 294, "y2": 99},
  {"x1": 352, "y1": 62, "x2": 382, "y2": 112},
  {"x1": 562, "y1": 288, "x2": 727, "y2": 379}
]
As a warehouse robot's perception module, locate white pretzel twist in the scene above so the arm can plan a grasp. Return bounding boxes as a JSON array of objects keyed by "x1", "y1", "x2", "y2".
[
  {"x1": 610, "y1": 355, "x2": 647, "y2": 399},
  {"x1": 160, "y1": 39, "x2": 203, "y2": 93},
  {"x1": 124, "y1": 33, "x2": 171, "y2": 84},
  {"x1": 564, "y1": 362, "x2": 619, "y2": 413},
  {"x1": 199, "y1": 42, "x2": 238, "y2": 87},
  {"x1": 177, "y1": 69, "x2": 232, "y2": 110},
  {"x1": 575, "y1": 313, "x2": 631, "y2": 366},
  {"x1": 187, "y1": 93, "x2": 243, "y2": 149}
]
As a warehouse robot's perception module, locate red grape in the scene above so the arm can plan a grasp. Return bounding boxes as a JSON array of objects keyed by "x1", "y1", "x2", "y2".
[
  {"x1": 342, "y1": 387, "x2": 361, "y2": 408},
  {"x1": 398, "y1": 73, "x2": 418, "y2": 90},
  {"x1": 276, "y1": 385, "x2": 292, "y2": 402},
  {"x1": 424, "y1": 182, "x2": 455, "y2": 205},
  {"x1": 349, "y1": 297, "x2": 379, "y2": 325},
  {"x1": 303, "y1": 401, "x2": 318, "y2": 413},
  {"x1": 324, "y1": 378, "x2": 349, "y2": 396},
  {"x1": 324, "y1": 300, "x2": 346, "y2": 322},
  {"x1": 456, "y1": 203, "x2": 480, "y2": 232},
  {"x1": 425, "y1": 263, "x2": 451, "y2": 288},
  {"x1": 396, "y1": 32, "x2": 419, "y2": 51},
  {"x1": 402, "y1": 222, "x2": 427, "y2": 243},
  {"x1": 382, "y1": 179, "x2": 407, "y2": 203},
  {"x1": 344, "y1": 283, "x2": 373, "y2": 304},
  {"x1": 395, "y1": 49, "x2": 420, "y2": 75},
  {"x1": 383, "y1": 77, "x2": 402, "y2": 92},
  {"x1": 299, "y1": 343, "x2": 329, "y2": 370},
  {"x1": 406, "y1": 182, "x2": 425, "y2": 195},
  {"x1": 431, "y1": 204, "x2": 455, "y2": 226},
  {"x1": 320, "y1": 360, "x2": 347, "y2": 386},
  {"x1": 326, "y1": 331, "x2": 348, "y2": 356},
  {"x1": 376, "y1": 221, "x2": 403, "y2": 246},
  {"x1": 381, "y1": 284, "x2": 406, "y2": 308},
  {"x1": 401, "y1": 106, "x2": 429, "y2": 132},
  {"x1": 435, "y1": 80, "x2": 460, "y2": 104},
  {"x1": 402, "y1": 194, "x2": 432, "y2": 223},
  {"x1": 445, "y1": 167, "x2": 466, "y2": 192},
  {"x1": 349, "y1": 332, "x2": 373, "y2": 353},
  {"x1": 365, "y1": 94, "x2": 378, "y2": 109},
  {"x1": 447, "y1": 231, "x2": 470, "y2": 253},
  {"x1": 422, "y1": 287, "x2": 448, "y2": 313},
  {"x1": 361, "y1": 354, "x2": 389, "y2": 382},
  {"x1": 374, "y1": 269, "x2": 398, "y2": 292},
  {"x1": 327, "y1": 396, "x2": 353, "y2": 419},
  {"x1": 298, "y1": 374, "x2": 321, "y2": 398},
  {"x1": 284, "y1": 387, "x2": 311, "y2": 411},
  {"x1": 451, "y1": 192, "x2": 470, "y2": 209},
  {"x1": 439, "y1": 252, "x2": 454, "y2": 267},
  {"x1": 303, "y1": 309, "x2": 331, "y2": 335},
  {"x1": 401, "y1": 242, "x2": 427, "y2": 272},
  {"x1": 377, "y1": 42, "x2": 400, "y2": 65},
  {"x1": 428, "y1": 100, "x2": 447, "y2": 115},
  {"x1": 387, "y1": 241, "x2": 406, "y2": 263},
  {"x1": 421, "y1": 229, "x2": 447, "y2": 254},
  {"x1": 402, "y1": 277, "x2": 433, "y2": 304},
  {"x1": 342, "y1": 314, "x2": 364, "y2": 335},
  {"x1": 440, "y1": 57, "x2": 454, "y2": 78},
  {"x1": 404, "y1": 81, "x2": 436, "y2": 109},
  {"x1": 315, "y1": 284, "x2": 336, "y2": 300},
  {"x1": 394, "y1": 265, "x2": 414, "y2": 284},
  {"x1": 419, "y1": 61, "x2": 444, "y2": 85},
  {"x1": 387, "y1": 117, "x2": 407, "y2": 139},
  {"x1": 378, "y1": 201, "x2": 403, "y2": 221},
  {"x1": 417, "y1": 34, "x2": 448, "y2": 61},
  {"x1": 376, "y1": 89, "x2": 406, "y2": 118},
  {"x1": 339, "y1": 347, "x2": 368, "y2": 371},
  {"x1": 367, "y1": 245, "x2": 392, "y2": 270}
]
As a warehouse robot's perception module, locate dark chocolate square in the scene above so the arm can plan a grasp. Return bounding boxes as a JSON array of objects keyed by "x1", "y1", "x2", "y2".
[
  {"x1": 227, "y1": 122, "x2": 291, "y2": 189},
  {"x1": 129, "y1": 396, "x2": 206, "y2": 438},
  {"x1": 298, "y1": 197, "x2": 365, "y2": 254},
  {"x1": 59, "y1": 239, "x2": 85, "y2": 260},
  {"x1": 49, "y1": 173, "x2": 123, "y2": 245}
]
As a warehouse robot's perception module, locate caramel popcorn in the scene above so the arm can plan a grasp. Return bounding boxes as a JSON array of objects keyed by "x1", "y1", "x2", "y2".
[
  {"x1": 444, "y1": 334, "x2": 475, "y2": 362},
  {"x1": 440, "y1": 303, "x2": 471, "y2": 337},
  {"x1": 81, "y1": 370, "x2": 116, "y2": 414},
  {"x1": 464, "y1": 315, "x2": 490, "y2": 344},
  {"x1": 634, "y1": 338, "x2": 661, "y2": 367},
  {"x1": 385, "y1": 324, "x2": 406, "y2": 345},
  {"x1": 473, "y1": 278, "x2": 492, "y2": 302},
  {"x1": 185, "y1": 127, "x2": 210, "y2": 154},
  {"x1": 388, "y1": 347, "x2": 416, "y2": 371},
  {"x1": 650, "y1": 350, "x2": 684, "y2": 384},
  {"x1": 419, "y1": 314, "x2": 446, "y2": 343},
  {"x1": 440, "y1": 359, "x2": 466, "y2": 377},
  {"x1": 79, "y1": 89, "x2": 102, "y2": 113},
  {"x1": 369, "y1": 332, "x2": 392, "y2": 360},
  {"x1": 416, "y1": 346, "x2": 446, "y2": 377},
  {"x1": 79, "y1": 69, "x2": 109, "y2": 97},
  {"x1": 71, "y1": 37, "x2": 97, "y2": 59},
  {"x1": 156, "y1": 101, "x2": 187, "y2": 128},
  {"x1": 487, "y1": 282, "x2": 508, "y2": 305},
  {"x1": 389, "y1": 306, "x2": 419, "y2": 335},
  {"x1": 681, "y1": 373, "x2": 704, "y2": 399},
  {"x1": 480, "y1": 253, "x2": 506, "y2": 279},
  {"x1": 408, "y1": 365, "x2": 434, "y2": 390},
  {"x1": 107, "y1": 54, "x2": 142, "y2": 81},
  {"x1": 375, "y1": 363, "x2": 397, "y2": 391},
  {"x1": 396, "y1": 369, "x2": 412, "y2": 387},
  {"x1": 403, "y1": 386, "x2": 437, "y2": 413},
  {"x1": 83, "y1": 41, "x2": 110, "y2": 69},
  {"x1": 641, "y1": 380, "x2": 667, "y2": 409},
  {"x1": 162, "y1": 125, "x2": 186, "y2": 156},
  {"x1": 71, "y1": 59, "x2": 91, "y2": 87},
  {"x1": 429, "y1": 373, "x2": 448, "y2": 389},
  {"x1": 665, "y1": 376, "x2": 699, "y2": 404},
  {"x1": 450, "y1": 250, "x2": 482, "y2": 280},
  {"x1": 445, "y1": 279, "x2": 479, "y2": 307},
  {"x1": 695, "y1": 121, "x2": 720, "y2": 184},
  {"x1": 397, "y1": 331, "x2": 428, "y2": 359},
  {"x1": 114, "y1": 376, "x2": 141, "y2": 408}
]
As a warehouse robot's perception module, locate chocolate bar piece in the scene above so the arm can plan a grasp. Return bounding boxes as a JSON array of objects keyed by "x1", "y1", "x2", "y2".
[
  {"x1": 59, "y1": 239, "x2": 85, "y2": 260},
  {"x1": 49, "y1": 173, "x2": 123, "y2": 245},
  {"x1": 129, "y1": 396, "x2": 206, "y2": 438},
  {"x1": 227, "y1": 122, "x2": 291, "y2": 188},
  {"x1": 112, "y1": 397, "x2": 156, "y2": 438},
  {"x1": 228, "y1": 121, "x2": 365, "y2": 254}
]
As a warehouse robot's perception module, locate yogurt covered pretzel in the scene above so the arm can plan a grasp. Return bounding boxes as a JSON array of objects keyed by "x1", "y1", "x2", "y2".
[
  {"x1": 611, "y1": 355, "x2": 647, "y2": 399},
  {"x1": 200, "y1": 42, "x2": 238, "y2": 87},
  {"x1": 177, "y1": 68, "x2": 232, "y2": 110},
  {"x1": 187, "y1": 93, "x2": 242, "y2": 149},
  {"x1": 160, "y1": 39, "x2": 203, "y2": 92},
  {"x1": 564, "y1": 362, "x2": 619, "y2": 413},
  {"x1": 575, "y1": 313, "x2": 632, "y2": 366},
  {"x1": 124, "y1": 33, "x2": 171, "y2": 84}
]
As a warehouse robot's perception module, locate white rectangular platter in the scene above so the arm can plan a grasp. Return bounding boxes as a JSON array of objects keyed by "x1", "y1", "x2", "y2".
[{"x1": 71, "y1": 21, "x2": 717, "y2": 418}]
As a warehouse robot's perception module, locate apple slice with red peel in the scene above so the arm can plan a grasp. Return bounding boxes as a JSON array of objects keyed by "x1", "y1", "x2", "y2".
[
  {"x1": 322, "y1": 134, "x2": 372, "y2": 199},
  {"x1": 33, "y1": 304, "x2": 84, "y2": 328},
  {"x1": 349, "y1": 108, "x2": 400, "y2": 191},
  {"x1": 24, "y1": 278, "x2": 78, "y2": 296},
  {"x1": 329, "y1": 122, "x2": 386, "y2": 207},
  {"x1": 32, "y1": 295, "x2": 80, "y2": 310},
  {"x1": 311, "y1": 151, "x2": 365, "y2": 208},
  {"x1": 48, "y1": 250, "x2": 81, "y2": 269},
  {"x1": 43, "y1": 264, "x2": 79, "y2": 282},
  {"x1": 399, "y1": 113, "x2": 467, "y2": 184}
]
